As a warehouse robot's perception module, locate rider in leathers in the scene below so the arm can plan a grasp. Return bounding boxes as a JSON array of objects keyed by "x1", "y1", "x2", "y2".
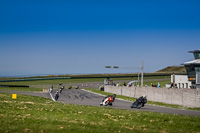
[
  {"x1": 136, "y1": 95, "x2": 147, "y2": 107},
  {"x1": 102, "y1": 94, "x2": 116, "y2": 105}
]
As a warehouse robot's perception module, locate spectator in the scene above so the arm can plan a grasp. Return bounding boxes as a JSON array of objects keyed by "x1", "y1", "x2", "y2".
[
  {"x1": 170, "y1": 82, "x2": 173, "y2": 88},
  {"x1": 151, "y1": 83, "x2": 157, "y2": 87},
  {"x1": 128, "y1": 83, "x2": 132, "y2": 87},
  {"x1": 158, "y1": 82, "x2": 161, "y2": 88}
]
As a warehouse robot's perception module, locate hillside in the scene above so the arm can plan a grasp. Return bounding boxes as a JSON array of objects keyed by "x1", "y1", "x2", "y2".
[{"x1": 156, "y1": 66, "x2": 186, "y2": 73}]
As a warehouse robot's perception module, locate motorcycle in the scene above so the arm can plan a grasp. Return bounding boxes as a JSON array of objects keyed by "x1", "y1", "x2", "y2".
[
  {"x1": 54, "y1": 93, "x2": 59, "y2": 101},
  {"x1": 130, "y1": 97, "x2": 147, "y2": 109},
  {"x1": 100, "y1": 97, "x2": 114, "y2": 106},
  {"x1": 59, "y1": 86, "x2": 64, "y2": 93},
  {"x1": 59, "y1": 88, "x2": 63, "y2": 93}
]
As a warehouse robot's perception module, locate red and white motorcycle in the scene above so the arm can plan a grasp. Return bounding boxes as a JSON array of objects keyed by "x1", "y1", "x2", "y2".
[{"x1": 100, "y1": 96, "x2": 115, "y2": 106}]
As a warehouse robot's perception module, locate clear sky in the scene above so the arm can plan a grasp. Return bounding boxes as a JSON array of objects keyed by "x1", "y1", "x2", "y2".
[{"x1": 0, "y1": 0, "x2": 200, "y2": 76}]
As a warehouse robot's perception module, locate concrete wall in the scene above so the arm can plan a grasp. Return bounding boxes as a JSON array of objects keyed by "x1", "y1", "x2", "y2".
[{"x1": 105, "y1": 86, "x2": 200, "y2": 107}]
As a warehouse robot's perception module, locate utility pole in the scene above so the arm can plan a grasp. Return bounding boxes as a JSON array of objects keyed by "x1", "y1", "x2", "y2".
[
  {"x1": 138, "y1": 67, "x2": 140, "y2": 86},
  {"x1": 141, "y1": 61, "x2": 144, "y2": 87},
  {"x1": 173, "y1": 72, "x2": 175, "y2": 88}
]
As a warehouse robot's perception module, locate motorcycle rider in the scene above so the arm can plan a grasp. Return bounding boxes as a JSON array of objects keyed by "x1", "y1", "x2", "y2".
[
  {"x1": 101, "y1": 94, "x2": 116, "y2": 106},
  {"x1": 54, "y1": 91, "x2": 59, "y2": 101},
  {"x1": 131, "y1": 95, "x2": 147, "y2": 108},
  {"x1": 68, "y1": 85, "x2": 72, "y2": 89},
  {"x1": 75, "y1": 85, "x2": 79, "y2": 89},
  {"x1": 137, "y1": 95, "x2": 147, "y2": 106},
  {"x1": 59, "y1": 85, "x2": 64, "y2": 93}
]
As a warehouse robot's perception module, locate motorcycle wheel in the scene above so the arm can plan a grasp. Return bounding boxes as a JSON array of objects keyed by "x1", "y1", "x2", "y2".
[{"x1": 137, "y1": 103, "x2": 143, "y2": 109}]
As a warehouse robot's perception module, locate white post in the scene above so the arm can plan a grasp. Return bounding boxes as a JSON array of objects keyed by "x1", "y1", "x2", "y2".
[{"x1": 138, "y1": 67, "x2": 140, "y2": 86}]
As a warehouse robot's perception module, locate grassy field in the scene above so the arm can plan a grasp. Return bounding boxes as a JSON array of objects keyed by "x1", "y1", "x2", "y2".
[
  {"x1": 0, "y1": 87, "x2": 43, "y2": 92},
  {"x1": 1, "y1": 93, "x2": 200, "y2": 133},
  {"x1": 0, "y1": 75, "x2": 170, "y2": 85},
  {"x1": 156, "y1": 66, "x2": 186, "y2": 73}
]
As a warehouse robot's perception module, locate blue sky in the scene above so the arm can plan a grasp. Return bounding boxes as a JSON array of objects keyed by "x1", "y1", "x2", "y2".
[{"x1": 0, "y1": 0, "x2": 200, "y2": 76}]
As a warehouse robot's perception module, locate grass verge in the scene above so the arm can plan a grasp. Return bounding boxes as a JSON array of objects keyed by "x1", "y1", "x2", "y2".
[
  {"x1": 0, "y1": 75, "x2": 170, "y2": 86},
  {"x1": 0, "y1": 93, "x2": 200, "y2": 133},
  {"x1": 0, "y1": 87, "x2": 43, "y2": 92}
]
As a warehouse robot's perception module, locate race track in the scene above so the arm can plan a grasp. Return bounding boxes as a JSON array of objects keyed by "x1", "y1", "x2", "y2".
[
  {"x1": 1, "y1": 89, "x2": 200, "y2": 116},
  {"x1": 52, "y1": 89, "x2": 200, "y2": 116}
]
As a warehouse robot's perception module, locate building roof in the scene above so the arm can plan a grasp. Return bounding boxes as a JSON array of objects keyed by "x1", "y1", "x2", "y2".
[
  {"x1": 188, "y1": 50, "x2": 200, "y2": 53},
  {"x1": 182, "y1": 59, "x2": 200, "y2": 65}
]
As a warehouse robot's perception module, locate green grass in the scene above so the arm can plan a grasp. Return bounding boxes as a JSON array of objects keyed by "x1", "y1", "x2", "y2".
[
  {"x1": 84, "y1": 88, "x2": 200, "y2": 111},
  {"x1": 0, "y1": 75, "x2": 170, "y2": 85},
  {"x1": 0, "y1": 78, "x2": 104, "y2": 85},
  {"x1": 0, "y1": 87, "x2": 43, "y2": 92},
  {"x1": 0, "y1": 93, "x2": 200, "y2": 133},
  {"x1": 156, "y1": 66, "x2": 186, "y2": 73}
]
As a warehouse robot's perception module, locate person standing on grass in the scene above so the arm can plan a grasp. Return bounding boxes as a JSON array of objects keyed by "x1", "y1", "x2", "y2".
[{"x1": 158, "y1": 82, "x2": 161, "y2": 88}]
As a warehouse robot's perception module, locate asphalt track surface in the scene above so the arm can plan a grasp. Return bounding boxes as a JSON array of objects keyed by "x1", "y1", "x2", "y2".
[
  {"x1": 52, "y1": 89, "x2": 200, "y2": 116},
  {"x1": 1, "y1": 89, "x2": 200, "y2": 117}
]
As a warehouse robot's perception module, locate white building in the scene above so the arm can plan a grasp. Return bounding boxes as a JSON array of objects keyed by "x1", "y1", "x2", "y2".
[
  {"x1": 171, "y1": 50, "x2": 200, "y2": 89},
  {"x1": 171, "y1": 74, "x2": 192, "y2": 88}
]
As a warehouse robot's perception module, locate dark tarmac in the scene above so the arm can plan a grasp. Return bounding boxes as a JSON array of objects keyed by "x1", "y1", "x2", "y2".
[{"x1": 53, "y1": 89, "x2": 200, "y2": 116}]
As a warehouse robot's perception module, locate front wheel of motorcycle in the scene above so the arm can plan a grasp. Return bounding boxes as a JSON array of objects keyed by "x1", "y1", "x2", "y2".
[{"x1": 137, "y1": 103, "x2": 143, "y2": 109}]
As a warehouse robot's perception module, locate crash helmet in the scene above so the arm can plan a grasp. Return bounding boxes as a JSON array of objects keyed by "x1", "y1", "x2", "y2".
[
  {"x1": 113, "y1": 94, "x2": 116, "y2": 98},
  {"x1": 143, "y1": 95, "x2": 146, "y2": 98}
]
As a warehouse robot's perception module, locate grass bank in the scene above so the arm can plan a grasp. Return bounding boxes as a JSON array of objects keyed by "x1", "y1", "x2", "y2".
[
  {"x1": 0, "y1": 74, "x2": 170, "y2": 86},
  {"x1": 0, "y1": 87, "x2": 43, "y2": 92},
  {"x1": 0, "y1": 93, "x2": 200, "y2": 133}
]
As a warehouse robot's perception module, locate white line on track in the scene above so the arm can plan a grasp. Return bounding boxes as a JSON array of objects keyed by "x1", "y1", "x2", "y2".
[{"x1": 48, "y1": 89, "x2": 56, "y2": 101}]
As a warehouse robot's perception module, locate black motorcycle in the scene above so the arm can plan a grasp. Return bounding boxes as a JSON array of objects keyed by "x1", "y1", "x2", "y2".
[
  {"x1": 55, "y1": 93, "x2": 59, "y2": 101},
  {"x1": 59, "y1": 86, "x2": 64, "y2": 93},
  {"x1": 130, "y1": 97, "x2": 147, "y2": 109}
]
